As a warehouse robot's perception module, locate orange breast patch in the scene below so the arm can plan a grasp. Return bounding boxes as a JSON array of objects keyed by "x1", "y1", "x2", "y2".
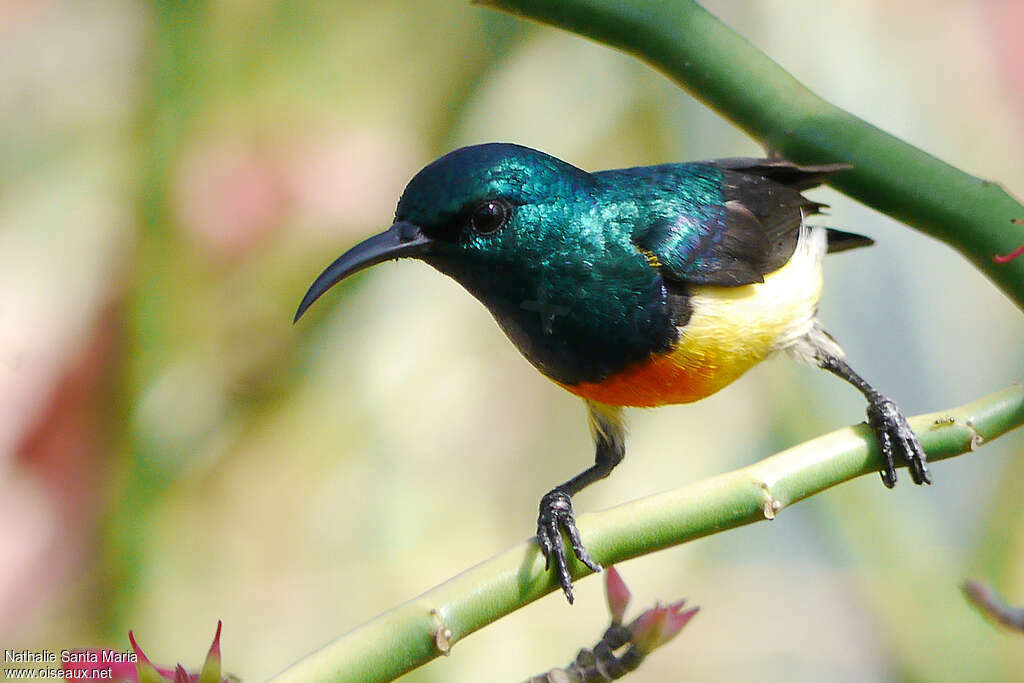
[{"x1": 557, "y1": 341, "x2": 755, "y2": 407}]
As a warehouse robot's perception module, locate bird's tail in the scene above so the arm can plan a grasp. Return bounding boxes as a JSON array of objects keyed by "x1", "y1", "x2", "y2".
[{"x1": 825, "y1": 228, "x2": 875, "y2": 253}]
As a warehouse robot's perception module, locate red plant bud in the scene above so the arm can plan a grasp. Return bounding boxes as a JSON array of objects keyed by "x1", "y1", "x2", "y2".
[
  {"x1": 604, "y1": 566, "x2": 632, "y2": 625},
  {"x1": 661, "y1": 601, "x2": 700, "y2": 645},
  {"x1": 630, "y1": 605, "x2": 669, "y2": 653},
  {"x1": 198, "y1": 621, "x2": 223, "y2": 683},
  {"x1": 630, "y1": 600, "x2": 699, "y2": 653}
]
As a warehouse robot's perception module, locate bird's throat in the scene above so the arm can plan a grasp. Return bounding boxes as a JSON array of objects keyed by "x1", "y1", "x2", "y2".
[{"x1": 424, "y1": 252, "x2": 682, "y2": 386}]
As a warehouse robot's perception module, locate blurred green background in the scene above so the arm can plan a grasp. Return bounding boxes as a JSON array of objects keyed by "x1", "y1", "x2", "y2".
[{"x1": 3, "y1": 1, "x2": 1024, "y2": 680}]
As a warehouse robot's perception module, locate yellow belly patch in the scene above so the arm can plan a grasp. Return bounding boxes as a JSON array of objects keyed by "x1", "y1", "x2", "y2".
[{"x1": 560, "y1": 227, "x2": 826, "y2": 407}]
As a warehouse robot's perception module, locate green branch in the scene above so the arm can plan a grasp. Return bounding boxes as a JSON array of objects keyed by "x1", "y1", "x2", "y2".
[
  {"x1": 478, "y1": 0, "x2": 1024, "y2": 309},
  {"x1": 273, "y1": 385, "x2": 1024, "y2": 682}
]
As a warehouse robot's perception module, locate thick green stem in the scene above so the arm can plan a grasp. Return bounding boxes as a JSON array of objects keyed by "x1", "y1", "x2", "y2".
[
  {"x1": 478, "y1": 0, "x2": 1024, "y2": 308},
  {"x1": 101, "y1": 1, "x2": 213, "y2": 639},
  {"x1": 273, "y1": 385, "x2": 1024, "y2": 682}
]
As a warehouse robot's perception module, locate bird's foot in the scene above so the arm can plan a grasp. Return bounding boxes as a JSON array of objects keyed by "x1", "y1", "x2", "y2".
[
  {"x1": 866, "y1": 393, "x2": 932, "y2": 488},
  {"x1": 537, "y1": 489, "x2": 602, "y2": 604}
]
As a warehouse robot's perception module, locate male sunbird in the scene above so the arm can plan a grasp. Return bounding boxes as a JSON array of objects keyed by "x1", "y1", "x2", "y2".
[{"x1": 295, "y1": 143, "x2": 930, "y2": 602}]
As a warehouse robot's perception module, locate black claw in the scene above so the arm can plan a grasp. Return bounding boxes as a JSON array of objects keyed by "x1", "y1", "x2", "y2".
[
  {"x1": 538, "y1": 489, "x2": 602, "y2": 603},
  {"x1": 866, "y1": 394, "x2": 931, "y2": 488},
  {"x1": 565, "y1": 517, "x2": 603, "y2": 574}
]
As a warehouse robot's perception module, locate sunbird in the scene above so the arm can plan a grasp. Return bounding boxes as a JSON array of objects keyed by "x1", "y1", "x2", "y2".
[{"x1": 295, "y1": 143, "x2": 931, "y2": 602}]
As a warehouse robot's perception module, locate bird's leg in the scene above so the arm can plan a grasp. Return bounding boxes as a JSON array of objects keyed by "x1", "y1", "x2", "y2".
[
  {"x1": 811, "y1": 338, "x2": 932, "y2": 488},
  {"x1": 538, "y1": 402, "x2": 625, "y2": 604}
]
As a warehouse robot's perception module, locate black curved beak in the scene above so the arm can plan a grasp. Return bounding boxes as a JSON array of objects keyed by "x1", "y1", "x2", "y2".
[{"x1": 294, "y1": 221, "x2": 434, "y2": 323}]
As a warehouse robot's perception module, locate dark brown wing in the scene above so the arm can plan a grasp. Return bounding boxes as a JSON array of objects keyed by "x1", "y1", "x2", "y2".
[{"x1": 635, "y1": 158, "x2": 871, "y2": 287}]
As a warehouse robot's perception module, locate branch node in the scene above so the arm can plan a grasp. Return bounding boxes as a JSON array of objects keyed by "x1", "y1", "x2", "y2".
[
  {"x1": 756, "y1": 481, "x2": 782, "y2": 520},
  {"x1": 929, "y1": 415, "x2": 984, "y2": 450},
  {"x1": 430, "y1": 608, "x2": 454, "y2": 655},
  {"x1": 965, "y1": 419, "x2": 985, "y2": 451}
]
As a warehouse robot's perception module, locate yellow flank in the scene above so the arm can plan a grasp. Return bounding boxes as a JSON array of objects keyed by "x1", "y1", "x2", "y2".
[{"x1": 563, "y1": 226, "x2": 826, "y2": 407}]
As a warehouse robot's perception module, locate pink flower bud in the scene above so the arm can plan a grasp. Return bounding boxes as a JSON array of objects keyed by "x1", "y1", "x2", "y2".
[
  {"x1": 630, "y1": 601, "x2": 699, "y2": 653},
  {"x1": 604, "y1": 566, "x2": 632, "y2": 625}
]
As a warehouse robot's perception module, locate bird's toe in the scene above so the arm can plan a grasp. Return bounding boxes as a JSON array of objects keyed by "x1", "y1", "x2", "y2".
[
  {"x1": 866, "y1": 395, "x2": 931, "y2": 487},
  {"x1": 537, "y1": 489, "x2": 601, "y2": 603}
]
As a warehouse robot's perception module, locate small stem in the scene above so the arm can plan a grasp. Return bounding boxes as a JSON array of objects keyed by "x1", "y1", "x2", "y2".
[{"x1": 963, "y1": 580, "x2": 1024, "y2": 631}]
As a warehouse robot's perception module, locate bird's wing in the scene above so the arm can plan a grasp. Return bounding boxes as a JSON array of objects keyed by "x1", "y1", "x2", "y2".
[{"x1": 632, "y1": 158, "x2": 871, "y2": 287}]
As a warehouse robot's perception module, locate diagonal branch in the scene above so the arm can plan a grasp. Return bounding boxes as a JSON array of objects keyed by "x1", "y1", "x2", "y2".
[
  {"x1": 273, "y1": 385, "x2": 1024, "y2": 683},
  {"x1": 477, "y1": 0, "x2": 1024, "y2": 309}
]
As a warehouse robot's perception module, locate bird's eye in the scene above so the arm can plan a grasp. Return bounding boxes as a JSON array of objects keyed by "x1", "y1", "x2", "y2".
[{"x1": 469, "y1": 199, "x2": 510, "y2": 234}]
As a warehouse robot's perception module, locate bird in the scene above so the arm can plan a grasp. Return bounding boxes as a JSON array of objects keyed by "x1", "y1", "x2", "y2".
[{"x1": 294, "y1": 142, "x2": 931, "y2": 603}]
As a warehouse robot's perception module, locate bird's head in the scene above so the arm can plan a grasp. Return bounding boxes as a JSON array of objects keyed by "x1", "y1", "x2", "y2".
[
  {"x1": 294, "y1": 142, "x2": 672, "y2": 384},
  {"x1": 293, "y1": 142, "x2": 594, "y2": 323}
]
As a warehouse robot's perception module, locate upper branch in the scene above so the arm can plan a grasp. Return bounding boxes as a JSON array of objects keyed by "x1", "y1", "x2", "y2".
[{"x1": 478, "y1": 0, "x2": 1024, "y2": 309}]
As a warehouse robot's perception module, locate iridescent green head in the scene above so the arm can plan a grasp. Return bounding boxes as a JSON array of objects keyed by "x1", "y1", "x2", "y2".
[
  {"x1": 395, "y1": 142, "x2": 589, "y2": 232},
  {"x1": 294, "y1": 144, "x2": 586, "y2": 319},
  {"x1": 294, "y1": 143, "x2": 679, "y2": 385}
]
